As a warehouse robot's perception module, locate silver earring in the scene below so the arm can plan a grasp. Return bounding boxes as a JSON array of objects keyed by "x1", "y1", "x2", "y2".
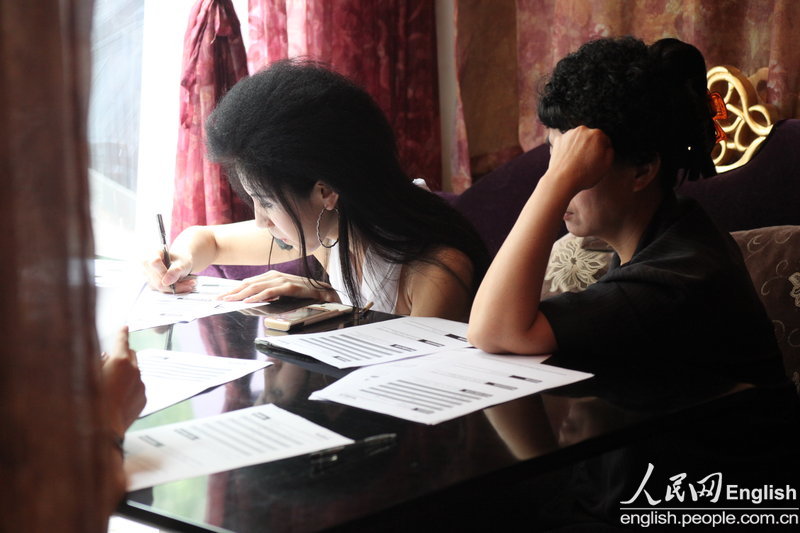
[{"x1": 316, "y1": 207, "x2": 339, "y2": 249}]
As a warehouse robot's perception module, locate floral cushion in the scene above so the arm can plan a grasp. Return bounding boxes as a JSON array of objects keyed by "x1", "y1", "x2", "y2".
[
  {"x1": 540, "y1": 234, "x2": 613, "y2": 300},
  {"x1": 731, "y1": 225, "x2": 800, "y2": 394}
]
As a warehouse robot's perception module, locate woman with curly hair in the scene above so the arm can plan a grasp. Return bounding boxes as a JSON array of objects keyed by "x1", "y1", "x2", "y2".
[
  {"x1": 469, "y1": 37, "x2": 785, "y2": 386},
  {"x1": 144, "y1": 59, "x2": 488, "y2": 322}
]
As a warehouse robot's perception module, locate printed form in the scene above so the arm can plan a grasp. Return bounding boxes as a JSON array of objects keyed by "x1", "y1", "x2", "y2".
[
  {"x1": 124, "y1": 404, "x2": 353, "y2": 490},
  {"x1": 137, "y1": 349, "x2": 271, "y2": 417},
  {"x1": 256, "y1": 316, "x2": 470, "y2": 368},
  {"x1": 310, "y1": 347, "x2": 593, "y2": 424},
  {"x1": 127, "y1": 276, "x2": 268, "y2": 331}
]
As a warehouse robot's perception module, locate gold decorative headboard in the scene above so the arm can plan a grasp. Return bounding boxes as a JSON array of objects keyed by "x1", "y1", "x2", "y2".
[{"x1": 707, "y1": 65, "x2": 781, "y2": 173}]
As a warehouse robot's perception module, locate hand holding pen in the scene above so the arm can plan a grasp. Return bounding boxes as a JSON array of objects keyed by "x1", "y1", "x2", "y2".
[
  {"x1": 144, "y1": 214, "x2": 196, "y2": 294},
  {"x1": 157, "y1": 214, "x2": 176, "y2": 294}
]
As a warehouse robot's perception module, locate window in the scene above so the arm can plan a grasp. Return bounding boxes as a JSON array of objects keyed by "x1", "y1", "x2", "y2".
[
  {"x1": 88, "y1": 0, "x2": 144, "y2": 259},
  {"x1": 90, "y1": 0, "x2": 249, "y2": 259}
]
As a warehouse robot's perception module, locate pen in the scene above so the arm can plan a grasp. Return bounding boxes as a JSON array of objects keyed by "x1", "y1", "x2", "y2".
[
  {"x1": 309, "y1": 432, "x2": 397, "y2": 476},
  {"x1": 157, "y1": 214, "x2": 176, "y2": 294}
]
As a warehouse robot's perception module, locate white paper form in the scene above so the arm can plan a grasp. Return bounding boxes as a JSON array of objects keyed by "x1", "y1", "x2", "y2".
[
  {"x1": 309, "y1": 347, "x2": 594, "y2": 425},
  {"x1": 256, "y1": 316, "x2": 471, "y2": 368},
  {"x1": 127, "y1": 276, "x2": 268, "y2": 331},
  {"x1": 137, "y1": 349, "x2": 272, "y2": 417},
  {"x1": 124, "y1": 404, "x2": 353, "y2": 490}
]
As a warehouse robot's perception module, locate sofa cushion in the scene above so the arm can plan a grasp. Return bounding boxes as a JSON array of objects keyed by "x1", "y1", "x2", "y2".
[
  {"x1": 731, "y1": 225, "x2": 800, "y2": 392},
  {"x1": 540, "y1": 234, "x2": 613, "y2": 300}
]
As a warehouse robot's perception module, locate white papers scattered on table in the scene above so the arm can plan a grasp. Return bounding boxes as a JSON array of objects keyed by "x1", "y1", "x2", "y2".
[
  {"x1": 256, "y1": 316, "x2": 471, "y2": 368},
  {"x1": 310, "y1": 347, "x2": 593, "y2": 425},
  {"x1": 127, "y1": 276, "x2": 267, "y2": 331},
  {"x1": 124, "y1": 404, "x2": 353, "y2": 490},
  {"x1": 137, "y1": 349, "x2": 271, "y2": 417}
]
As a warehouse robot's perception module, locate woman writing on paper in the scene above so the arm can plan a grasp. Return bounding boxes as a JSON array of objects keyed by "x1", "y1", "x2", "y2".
[
  {"x1": 143, "y1": 60, "x2": 488, "y2": 322},
  {"x1": 468, "y1": 37, "x2": 785, "y2": 386}
]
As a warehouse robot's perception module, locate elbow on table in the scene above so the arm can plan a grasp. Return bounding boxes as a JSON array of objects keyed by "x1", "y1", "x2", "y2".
[
  {"x1": 468, "y1": 312, "x2": 555, "y2": 355},
  {"x1": 467, "y1": 322, "x2": 511, "y2": 354}
]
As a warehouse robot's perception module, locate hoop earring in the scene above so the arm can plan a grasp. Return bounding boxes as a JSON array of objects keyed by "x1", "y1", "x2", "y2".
[{"x1": 316, "y1": 207, "x2": 339, "y2": 249}]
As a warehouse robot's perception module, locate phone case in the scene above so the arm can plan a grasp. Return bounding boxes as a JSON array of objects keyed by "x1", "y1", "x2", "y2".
[{"x1": 263, "y1": 302, "x2": 352, "y2": 331}]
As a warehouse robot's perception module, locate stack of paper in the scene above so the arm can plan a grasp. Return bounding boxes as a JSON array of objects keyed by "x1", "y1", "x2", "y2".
[
  {"x1": 310, "y1": 347, "x2": 593, "y2": 424},
  {"x1": 124, "y1": 404, "x2": 353, "y2": 490},
  {"x1": 136, "y1": 349, "x2": 271, "y2": 417},
  {"x1": 257, "y1": 316, "x2": 471, "y2": 368},
  {"x1": 127, "y1": 276, "x2": 270, "y2": 331}
]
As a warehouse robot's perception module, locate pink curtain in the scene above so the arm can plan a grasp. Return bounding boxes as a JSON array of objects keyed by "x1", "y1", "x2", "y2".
[
  {"x1": 172, "y1": 0, "x2": 252, "y2": 240},
  {"x1": 515, "y1": 0, "x2": 800, "y2": 152},
  {"x1": 452, "y1": 0, "x2": 800, "y2": 187},
  {"x1": 247, "y1": 0, "x2": 442, "y2": 190}
]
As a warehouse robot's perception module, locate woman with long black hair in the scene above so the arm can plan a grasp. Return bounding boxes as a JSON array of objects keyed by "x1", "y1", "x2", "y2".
[{"x1": 144, "y1": 59, "x2": 488, "y2": 322}]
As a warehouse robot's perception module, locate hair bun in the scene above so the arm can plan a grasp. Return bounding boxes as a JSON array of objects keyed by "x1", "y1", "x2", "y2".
[{"x1": 648, "y1": 38, "x2": 717, "y2": 180}]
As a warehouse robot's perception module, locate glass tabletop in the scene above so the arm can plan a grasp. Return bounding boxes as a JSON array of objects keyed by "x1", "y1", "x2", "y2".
[{"x1": 120, "y1": 308, "x2": 800, "y2": 532}]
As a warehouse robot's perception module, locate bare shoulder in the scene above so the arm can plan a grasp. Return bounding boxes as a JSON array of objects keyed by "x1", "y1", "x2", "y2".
[{"x1": 398, "y1": 247, "x2": 475, "y2": 321}]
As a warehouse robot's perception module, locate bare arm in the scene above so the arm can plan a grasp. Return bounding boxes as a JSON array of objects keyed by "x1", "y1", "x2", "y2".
[
  {"x1": 143, "y1": 220, "x2": 301, "y2": 293},
  {"x1": 468, "y1": 127, "x2": 614, "y2": 354}
]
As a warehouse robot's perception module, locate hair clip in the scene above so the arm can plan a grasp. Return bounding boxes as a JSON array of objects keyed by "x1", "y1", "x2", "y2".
[{"x1": 707, "y1": 91, "x2": 727, "y2": 143}]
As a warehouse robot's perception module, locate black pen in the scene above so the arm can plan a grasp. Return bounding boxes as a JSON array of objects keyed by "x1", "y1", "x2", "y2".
[
  {"x1": 309, "y1": 432, "x2": 397, "y2": 475},
  {"x1": 157, "y1": 214, "x2": 176, "y2": 294}
]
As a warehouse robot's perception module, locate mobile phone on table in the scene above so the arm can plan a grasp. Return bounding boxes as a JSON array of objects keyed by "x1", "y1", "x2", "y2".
[{"x1": 263, "y1": 302, "x2": 352, "y2": 331}]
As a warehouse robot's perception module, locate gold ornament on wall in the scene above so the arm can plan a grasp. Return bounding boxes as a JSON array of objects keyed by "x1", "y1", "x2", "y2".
[{"x1": 707, "y1": 65, "x2": 781, "y2": 172}]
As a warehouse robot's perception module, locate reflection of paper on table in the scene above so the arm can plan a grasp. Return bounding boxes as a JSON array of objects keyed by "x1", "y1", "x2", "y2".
[
  {"x1": 137, "y1": 349, "x2": 272, "y2": 417},
  {"x1": 256, "y1": 316, "x2": 471, "y2": 368},
  {"x1": 127, "y1": 276, "x2": 268, "y2": 331},
  {"x1": 124, "y1": 404, "x2": 353, "y2": 490},
  {"x1": 310, "y1": 347, "x2": 593, "y2": 425}
]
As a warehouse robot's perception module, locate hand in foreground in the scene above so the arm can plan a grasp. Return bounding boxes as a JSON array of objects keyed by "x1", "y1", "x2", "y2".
[
  {"x1": 218, "y1": 270, "x2": 339, "y2": 304},
  {"x1": 142, "y1": 248, "x2": 197, "y2": 294},
  {"x1": 547, "y1": 126, "x2": 616, "y2": 195},
  {"x1": 102, "y1": 326, "x2": 146, "y2": 437},
  {"x1": 101, "y1": 326, "x2": 146, "y2": 513}
]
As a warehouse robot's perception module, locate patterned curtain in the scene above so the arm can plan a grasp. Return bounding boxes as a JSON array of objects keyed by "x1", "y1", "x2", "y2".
[
  {"x1": 454, "y1": 0, "x2": 800, "y2": 183},
  {"x1": 172, "y1": 0, "x2": 251, "y2": 240},
  {"x1": 247, "y1": 0, "x2": 442, "y2": 190},
  {"x1": 516, "y1": 0, "x2": 800, "y2": 151}
]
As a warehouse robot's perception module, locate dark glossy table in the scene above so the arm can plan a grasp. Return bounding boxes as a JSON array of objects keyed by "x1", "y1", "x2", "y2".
[{"x1": 119, "y1": 307, "x2": 800, "y2": 532}]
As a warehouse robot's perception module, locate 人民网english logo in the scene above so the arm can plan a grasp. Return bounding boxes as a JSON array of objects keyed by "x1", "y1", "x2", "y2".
[{"x1": 618, "y1": 463, "x2": 798, "y2": 529}]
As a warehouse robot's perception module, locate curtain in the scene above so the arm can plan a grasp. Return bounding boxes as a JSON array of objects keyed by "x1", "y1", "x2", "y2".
[
  {"x1": 0, "y1": 0, "x2": 116, "y2": 531},
  {"x1": 247, "y1": 0, "x2": 442, "y2": 190},
  {"x1": 172, "y1": 0, "x2": 251, "y2": 240},
  {"x1": 451, "y1": 0, "x2": 522, "y2": 190},
  {"x1": 516, "y1": 0, "x2": 800, "y2": 152},
  {"x1": 454, "y1": 0, "x2": 800, "y2": 184}
]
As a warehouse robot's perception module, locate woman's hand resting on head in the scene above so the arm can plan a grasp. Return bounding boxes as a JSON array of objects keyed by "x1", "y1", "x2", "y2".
[
  {"x1": 546, "y1": 126, "x2": 616, "y2": 196},
  {"x1": 218, "y1": 270, "x2": 340, "y2": 303},
  {"x1": 142, "y1": 248, "x2": 197, "y2": 294}
]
